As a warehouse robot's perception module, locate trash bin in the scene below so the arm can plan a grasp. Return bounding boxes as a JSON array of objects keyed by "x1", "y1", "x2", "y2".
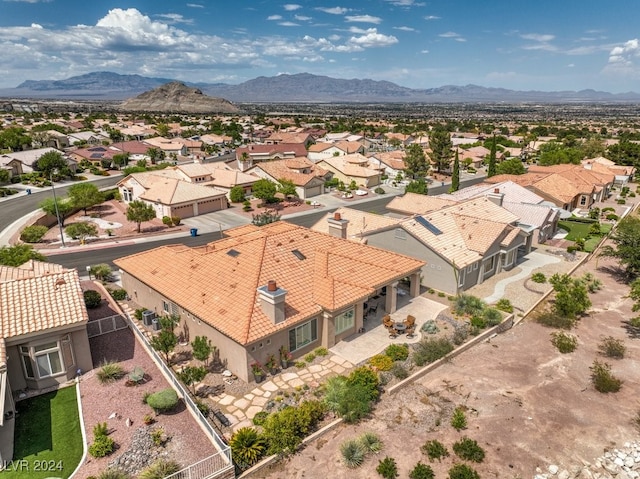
[
  {"x1": 26, "y1": 189, "x2": 31, "y2": 195},
  {"x1": 190, "y1": 228, "x2": 198, "y2": 237}
]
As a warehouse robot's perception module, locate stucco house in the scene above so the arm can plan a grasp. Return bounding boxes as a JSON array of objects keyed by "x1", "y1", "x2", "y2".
[
  {"x1": 367, "y1": 151, "x2": 407, "y2": 178},
  {"x1": 235, "y1": 143, "x2": 308, "y2": 171},
  {"x1": 247, "y1": 158, "x2": 330, "y2": 199},
  {"x1": 114, "y1": 222, "x2": 424, "y2": 382},
  {"x1": 314, "y1": 197, "x2": 528, "y2": 296},
  {"x1": 0, "y1": 261, "x2": 93, "y2": 463},
  {"x1": 117, "y1": 170, "x2": 229, "y2": 219},
  {"x1": 316, "y1": 153, "x2": 381, "y2": 188},
  {"x1": 0, "y1": 148, "x2": 77, "y2": 177}
]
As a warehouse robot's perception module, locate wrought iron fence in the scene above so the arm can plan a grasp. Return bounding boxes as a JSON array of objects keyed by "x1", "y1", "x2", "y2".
[{"x1": 87, "y1": 314, "x2": 128, "y2": 338}]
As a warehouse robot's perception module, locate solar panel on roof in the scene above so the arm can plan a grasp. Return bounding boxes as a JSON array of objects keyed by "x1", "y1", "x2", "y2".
[
  {"x1": 90, "y1": 153, "x2": 103, "y2": 159},
  {"x1": 415, "y1": 216, "x2": 443, "y2": 235},
  {"x1": 226, "y1": 249, "x2": 240, "y2": 257}
]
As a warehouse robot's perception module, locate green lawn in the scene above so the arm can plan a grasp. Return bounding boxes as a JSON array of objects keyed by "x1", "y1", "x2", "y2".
[
  {"x1": 1, "y1": 385, "x2": 83, "y2": 479},
  {"x1": 558, "y1": 220, "x2": 612, "y2": 252}
]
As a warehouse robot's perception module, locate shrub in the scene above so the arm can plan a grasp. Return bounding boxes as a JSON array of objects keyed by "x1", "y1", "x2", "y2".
[
  {"x1": 374, "y1": 187, "x2": 386, "y2": 194},
  {"x1": 598, "y1": 336, "x2": 626, "y2": 359},
  {"x1": 534, "y1": 310, "x2": 575, "y2": 329},
  {"x1": 340, "y1": 439, "x2": 366, "y2": 468},
  {"x1": 421, "y1": 320, "x2": 439, "y2": 334},
  {"x1": 84, "y1": 289, "x2": 102, "y2": 308},
  {"x1": 262, "y1": 400, "x2": 326, "y2": 455},
  {"x1": 483, "y1": 307, "x2": 503, "y2": 326},
  {"x1": 171, "y1": 216, "x2": 181, "y2": 226},
  {"x1": 347, "y1": 366, "x2": 380, "y2": 401},
  {"x1": 469, "y1": 315, "x2": 486, "y2": 329},
  {"x1": 359, "y1": 432, "x2": 383, "y2": 453},
  {"x1": 98, "y1": 470, "x2": 130, "y2": 479},
  {"x1": 295, "y1": 360, "x2": 306, "y2": 369},
  {"x1": 324, "y1": 375, "x2": 374, "y2": 423},
  {"x1": 385, "y1": 343, "x2": 409, "y2": 361},
  {"x1": 97, "y1": 361, "x2": 125, "y2": 384},
  {"x1": 413, "y1": 337, "x2": 454, "y2": 366},
  {"x1": 617, "y1": 198, "x2": 626, "y2": 204},
  {"x1": 229, "y1": 427, "x2": 266, "y2": 470},
  {"x1": 451, "y1": 407, "x2": 467, "y2": 430},
  {"x1": 495, "y1": 298, "x2": 513, "y2": 313},
  {"x1": 304, "y1": 352, "x2": 316, "y2": 363},
  {"x1": 90, "y1": 264, "x2": 112, "y2": 281},
  {"x1": 252, "y1": 410, "x2": 269, "y2": 426},
  {"x1": 229, "y1": 186, "x2": 246, "y2": 203},
  {"x1": 551, "y1": 332, "x2": 578, "y2": 353},
  {"x1": 452, "y1": 325, "x2": 469, "y2": 345},
  {"x1": 590, "y1": 360, "x2": 623, "y2": 393},
  {"x1": 453, "y1": 294, "x2": 486, "y2": 317},
  {"x1": 93, "y1": 421, "x2": 109, "y2": 437},
  {"x1": 150, "y1": 427, "x2": 165, "y2": 446},
  {"x1": 369, "y1": 354, "x2": 393, "y2": 371},
  {"x1": 391, "y1": 363, "x2": 409, "y2": 379},
  {"x1": 376, "y1": 456, "x2": 398, "y2": 479},
  {"x1": 314, "y1": 346, "x2": 329, "y2": 356},
  {"x1": 606, "y1": 213, "x2": 619, "y2": 221},
  {"x1": 421, "y1": 439, "x2": 449, "y2": 462},
  {"x1": 109, "y1": 288, "x2": 128, "y2": 301},
  {"x1": 531, "y1": 272, "x2": 547, "y2": 283},
  {"x1": 409, "y1": 462, "x2": 435, "y2": 479},
  {"x1": 162, "y1": 216, "x2": 173, "y2": 226},
  {"x1": 448, "y1": 463, "x2": 480, "y2": 479},
  {"x1": 88, "y1": 435, "x2": 115, "y2": 458},
  {"x1": 20, "y1": 225, "x2": 48, "y2": 243},
  {"x1": 453, "y1": 437, "x2": 485, "y2": 462},
  {"x1": 146, "y1": 388, "x2": 179, "y2": 412},
  {"x1": 138, "y1": 460, "x2": 181, "y2": 479}
]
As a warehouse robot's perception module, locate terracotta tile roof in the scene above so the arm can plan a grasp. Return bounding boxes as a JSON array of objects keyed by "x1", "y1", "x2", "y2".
[
  {"x1": 501, "y1": 201, "x2": 557, "y2": 229},
  {"x1": 386, "y1": 193, "x2": 458, "y2": 215},
  {"x1": 0, "y1": 269, "x2": 88, "y2": 339},
  {"x1": 311, "y1": 208, "x2": 401, "y2": 238},
  {"x1": 443, "y1": 180, "x2": 544, "y2": 205},
  {"x1": 236, "y1": 143, "x2": 308, "y2": 159},
  {"x1": 114, "y1": 222, "x2": 424, "y2": 345},
  {"x1": 251, "y1": 158, "x2": 327, "y2": 186},
  {"x1": 0, "y1": 260, "x2": 64, "y2": 283},
  {"x1": 138, "y1": 176, "x2": 227, "y2": 204},
  {"x1": 318, "y1": 155, "x2": 380, "y2": 178},
  {"x1": 369, "y1": 151, "x2": 406, "y2": 171}
]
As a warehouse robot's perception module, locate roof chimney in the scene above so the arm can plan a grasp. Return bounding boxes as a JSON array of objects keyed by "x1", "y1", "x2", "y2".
[
  {"x1": 257, "y1": 280, "x2": 287, "y2": 324},
  {"x1": 327, "y1": 212, "x2": 349, "y2": 239},
  {"x1": 487, "y1": 190, "x2": 504, "y2": 207}
]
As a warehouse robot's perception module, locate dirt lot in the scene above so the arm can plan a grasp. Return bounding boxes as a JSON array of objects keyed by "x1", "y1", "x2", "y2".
[{"x1": 255, "y1": 248, "x2": 640, "y2": 478}]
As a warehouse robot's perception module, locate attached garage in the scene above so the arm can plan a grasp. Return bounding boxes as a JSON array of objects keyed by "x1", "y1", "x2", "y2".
[
  {"x1": 197, "y1": 197, "x2": 226, "y2": 215},
  {"x1": 170, "y1": 203, "x2": 196, "y2": 218}
]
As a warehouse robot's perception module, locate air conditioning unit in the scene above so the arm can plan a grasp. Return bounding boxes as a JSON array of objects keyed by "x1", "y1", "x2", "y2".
[
  {"x1": 151, "y1": 318, "x2": 161, "y2": 331},
  {"x1": 142, "y1": 310, "x2": 156, "y2": 327}
]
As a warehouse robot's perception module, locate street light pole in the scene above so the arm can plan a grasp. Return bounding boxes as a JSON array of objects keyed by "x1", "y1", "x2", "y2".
[{"x1": 50, "y1": 171, "x2": 66, "y2": 247}]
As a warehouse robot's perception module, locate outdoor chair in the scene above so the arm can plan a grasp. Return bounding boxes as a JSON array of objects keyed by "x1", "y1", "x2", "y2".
[
  {"x1": 405, "y1": 326, "x2": 416, "y2": 338},
  {"x1": 404, "y1": 315, "x2": 416, "y2": 328},
  {"x1": 388, "y1": 329, "x2": 398, "y2": 339},
  {"x1": 367, "y1": 304, "x2": 378, "y2": 317}
]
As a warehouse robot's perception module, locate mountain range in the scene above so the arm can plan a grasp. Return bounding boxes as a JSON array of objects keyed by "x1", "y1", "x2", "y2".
[{"x1": 2, "y1": 71, "x2": 640, "y2": 103}]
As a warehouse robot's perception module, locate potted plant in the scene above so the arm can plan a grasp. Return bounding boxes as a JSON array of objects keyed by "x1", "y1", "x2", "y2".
[
  {"x1": 251, "y1": 362, "x2": 265, "y2": 383},
  {"x1": 265, "y1": 354, "x2": 278, "y2": 375},
  {"x1": 279, "y1": 346, "x2": 292, "y2": 369}
]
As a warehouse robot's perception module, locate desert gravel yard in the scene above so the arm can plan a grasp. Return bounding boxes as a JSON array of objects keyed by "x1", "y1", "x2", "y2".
[{"x1": 254, "y1": 249, "x2": 640, "y2": 478}]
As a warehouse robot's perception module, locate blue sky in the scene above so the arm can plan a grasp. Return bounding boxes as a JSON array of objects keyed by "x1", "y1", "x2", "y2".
[{"x1": 1, "y1": 0, "x2": 639, "y2": 92}]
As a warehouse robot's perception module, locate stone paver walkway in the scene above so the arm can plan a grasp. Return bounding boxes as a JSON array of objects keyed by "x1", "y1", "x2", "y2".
[{"x1": 216, "y1": 354, "x2": 354, "y2": 431}]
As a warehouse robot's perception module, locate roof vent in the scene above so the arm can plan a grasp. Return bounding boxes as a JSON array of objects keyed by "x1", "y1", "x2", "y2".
[{"x1": 226, "y1": 249, "x2": 240, "y2": 257}]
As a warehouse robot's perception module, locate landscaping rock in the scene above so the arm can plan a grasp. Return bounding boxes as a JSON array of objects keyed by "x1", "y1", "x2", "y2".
[{"x1": 543, "y1": 441, "x2": 640, "y2": 479}]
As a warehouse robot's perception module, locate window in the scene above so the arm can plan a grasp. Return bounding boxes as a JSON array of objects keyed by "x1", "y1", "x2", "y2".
[
  {"x1": 580, "y1": 195, "x2": 587, "y2": 206},
  {"x1": 458, "y1": 269, "x2": 465, "y2": 287},
  {"x1": 122, "y1": 188, "x2": 133, "y2": 202},
  {"x1": 485, "y1": 255, "x2": 496, "y2": 272},
  {"x1": 466, "y1": 265, "x2": 473, "y2": 273},
  {"x1": 34, "y1": 341, "x2": 63, "y2": 378},
  {"x1": 162, "y1": 301, "x2": 170, "y2": 314},
  {"x1": 335, "y1": 308, "x2": 355, "y2": 335},
  {"x1": 20, "y1": 346, "x2": 34, "y2": 379},
  {"x1": 289, "y1": 318, "x2": 318, "y2": 352},
  {"x1": 473, "y1": 263, "x2": 479, "y2": 270},
  {"x1": 20, "y1": 340, "x2": 67, "y2": 379}
]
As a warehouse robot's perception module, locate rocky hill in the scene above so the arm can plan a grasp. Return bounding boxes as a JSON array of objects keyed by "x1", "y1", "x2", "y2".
[{"x1": 119, "y1": 82, "x2": 239, "y2": 114}]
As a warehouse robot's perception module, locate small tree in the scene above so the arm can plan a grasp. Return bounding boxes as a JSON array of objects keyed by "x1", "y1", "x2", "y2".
[
  {"x1": 126, "y1": 200, "x2": 156, "y2": 233},
  {"x1": 150, "y1": 315, "x2": 179, "y2": 364},
  {"x1": 0, "y1": 244, "x2": 46, "y2": 266},
  {"x1": 177, "y1": 366, "x2": 207, "y2": 395},
  {"x1": 65, "y1": 222, "x2": 98, "y2": 243},
  {"x1": 229, "y1": 185, "x2": 246, "y2": 203},
  {"x1": 68, "y1": 183, "x2": 104, "y2": 215},
  {"x1": 278, "y1": 178, "x2": 298, "y2": 198},
  {"x1": 34, "y1": 150, "x2": 67, "y2": 177},
  {"x1": 549, "y1": 273, "x2": 591, "y2": 318},
  {"x1": 90, "y1": 263, "x2": 112, "y2": 281},
  {"x1": 450, "y1": 149, "x2": 460, "y2": 192},
  {"x1": 252, "y1": 178, "x2": 278, "y2": 204},
  {"x1": 405, "y1": 144, "x2": 429, "y2": 178},
  {"x1": 600, "y1": 216, "x2": 640, "y2": 279},
  {"x1": 405, "y1": 179, "x2": 428, "y2": 195},
  {"x1": 20, "y1": 225, "x2": 48, "y2": 243},
  {"x1": 191, "y1": 336, "x2": 214, "y2": 366},
  {"x1": 39, "y1": 197, "x2": 74, "y2": 227}
]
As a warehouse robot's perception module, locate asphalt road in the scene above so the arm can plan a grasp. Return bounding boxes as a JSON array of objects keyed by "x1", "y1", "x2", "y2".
[
  {"x1": 48, "y1": 174, "x2": 486, "y2": 271},
  {"x1": 1, "y1": 176, "x2": 122, "y2": 228}
]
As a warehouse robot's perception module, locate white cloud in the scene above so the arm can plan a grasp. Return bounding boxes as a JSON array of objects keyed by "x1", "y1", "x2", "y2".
[
  {"x1": 267, "y1": 15, "x2": 282, "y2": 20},
  {"x1": 278, "y1": 21, "x2": 299, "y2": 27},
  {"x1": 439, "y1": 32, "x2": 465, "y2": 41},
  {"x1": 394, "y1": 26, "x2": 415, "y2": 32},
  {"x1": 316, "y1": 7, "x2": 349, "y2": 15},
  {"x1": 283, "y1": 4, "x2": 302, "y2": 10},
  {"x1": 605, "y1": 39, "x2": 640, "y2": 76},
  {"x1": 424, "y1": 15, "x2": 440, "y2": 20},
  {"x1": 155, "y1": 13, "x2": 193, "y2": 25},
  {"x1": 294, "y1": 15, "x2": 312, "y2": 21},
  {"x1": 345, "y1": 15, "x2": 382, "y2": 24},
  {"x1": 4, "y1": 0, "x2": 52, "y2": 2},
  {"x1": 186, "y1": 3, "x2": 204, "y2": 7},
  {"x1": 421, "y1": 49, "x2": 429, "y2": 54},
  {"x1": 520, "y1": 33, "x2": 555, "y2": 42},
  {"x1": 349, "y1": 29, "x2": 398, "y2": 48},
  {"x1": 567, "y1": 63, "x2": 575, "y2": 67},
  {"x1": 385, "y1": 0, "x2": 425, "y2": 6}
]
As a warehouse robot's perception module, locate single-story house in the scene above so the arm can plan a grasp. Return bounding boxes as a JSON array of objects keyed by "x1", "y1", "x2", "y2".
[
  {"x1": 117, "y1": 171, "x2": 229, "y2": 219},
  {"x1": 170, "y1": 162, "x2": 259, "y2": 198},
  {"x1": 235, "y1": 143, "x2": 308, "y2": 171},
  {"x1": 0, "y1": 260, "x2": 93, "y2": 463},
  {"x1": 316, "y1": 153, "x2": 381, "y2": 188},
  {"x1": 247, "y1": 158, "x2": 330, "y2": 199},
  {"x1": 307, "y1": 141, "x2": 365, "y2": 162},
  {"x1": 367, "y1": 151, "x2": 406, "y2": 178},
  {"x1": 114, "y1": 222, "x2": 424, "y2": 382},
  {"x1": 582, "y1": 156, "x2": 636, "y2": 186},
  {"x1": 67, "y1": 131, "x2": 109, "y2": 146},
  {"x1": 0, "y1": 148, "x2": 77, "y2": 177}
]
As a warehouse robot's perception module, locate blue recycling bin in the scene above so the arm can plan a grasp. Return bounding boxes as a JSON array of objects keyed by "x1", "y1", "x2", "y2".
[
  {"x1": 26, "y1": 189, "x2": 31, "y2": 195},
  {"x1": 190, "y1": 228, "x2": 198, "y2": 237}
]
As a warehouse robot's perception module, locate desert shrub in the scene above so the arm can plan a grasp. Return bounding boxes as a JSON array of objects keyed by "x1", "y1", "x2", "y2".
[
  {"x1": 617, "y1": 198, "x2": 626, "y2": 204},
  {"x1": 551, "y1": 332, "x2": 578, "y2": 353},
  {"x1": 369, "y1": 354, "x2": 393, "y2": 371},
  {"x1": 421, "y1": 320, "x2": 439, "y2": 334},
  {"x1": 195, "y1": 399, "x2": 210, "y2": 416},
  {"x1": 590, "y1": 360, "x2": 623, "y2": 393},
  {"x1": 162, "y1": 216, "x2": 173, "y2": 226},
  {"x1": 421, "y1": 439, "x2": 449, "y2": 462},
  {"x1": 83, "y1": 289, "x2": 102, "y2": 308},
  {"x1": 413, "y1": 337, "x2": 454, "y2": 366},
  {"x1": 606, "y1": 213, "x2": 619, "y2": 221},
  {"x1": 376, "y1": 456, "x2": 398, "y2": 479},
  {"x1": 633, "y1": 410, "x2": 640, "y2": 434},
  {"x1": 138, "y1": 460, "x2": 181, "y2": 479},
  {"x1": 340, "y1": 439, "x2": 366, "y2": 468},
  {"x1": 469, "y1": 315, "x2": 486, "y2": 329},
  {"x1": 20, "y1": 225, "x2": 48, "y2": 243},
  {"x1": 347, "y1": 366, "x2": 380, "y2": 401},
  {"x1": 453, "y1": 437, "x2": 485, "y2": 462},
  {"x1": 409, "y1": 462, "x2": 435, "y2": 479},
  {"x1": 531, "y1": 272, "x2": 547, "y2": 283},
  {"x1": 93, "y1": 421, "x2": 109, "y2": 437},
  {"x1": 229, "y1": 427, "x2": 266, "y2": 470},
  {"x1": 171, "y1": 216, "x2": 181, "y2": 226},
  {"x1": 89, "y1": 435, "x2": 115, "y2": 458},
  {"x1": 97, "y1": 361, "x2": 125, "y2": 384},
  {"x1": 495, "y1": 298, "x2": 513, "y2": 313},
  {"x1": 314, "y1": 346, "x2": 329, "y2": 356},
  {"x1": 146, "y1": 388, "x2": 179, "y2": 412},
  {"x1": 98, "y1": 470, "x2": 130, "y2": 479},
  {"x1": 324, "y1": 375, "x2": 374, "y2": 423},
  {"x1": 385, "y1": 343, "x2": 409, "y2": 361},
  {"x1": 295, "y1": 360, "x2": 306, "y2": 368},
  {"x1": 598, "y1": 336, "x2": 626, "y2": 359},
  {"x1": 359, "y1": 432, "x2": 383, "y2": 453},
  {"x1": 374, "y1": 187, "x2": 386, "y2": 194},
  {"x1": 448, "y1": 463, "x2": 480, "y2": 479},
  {"x1": 453, "y1": 294, "x2": 486, "y2": 317},
  {"x1": 252, "y1": 411, "x2": 269, "y2": 426},
  {"x1": 580, "y1": 272, "x2": 603, "y2": 293},
  {"x1": 483, "y1": 307, "x2": 503, "y2": 326},
  {"x1": 109, "y1": 288, "x2": 128, "y2": 300},
  {"x1": 262, "y1": 400, "x2": 326, "y2": 455},
  {"x1": 451, "y1": 407, "x2": 467, "y2": 431},
  {"x1": 452, "y1": 325, "x2": 469, "y2": 345},
  {"x1": 391, "y1": 363, "x2": 409, "y2": 379},
  {"x1": 304, "y1": 352, "x2": 316, "y2": 363},
  {"x1": 90, "y1": 263, "x2": 112, "y2": 281},
  {"x1": 534, "y1": 310, "x2": 575, "y2": 329}
]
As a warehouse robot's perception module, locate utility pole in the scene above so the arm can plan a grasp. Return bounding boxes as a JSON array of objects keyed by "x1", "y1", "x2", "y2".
[{"x1": 50, "y1": 171, "x2": 66, "y2": 247}]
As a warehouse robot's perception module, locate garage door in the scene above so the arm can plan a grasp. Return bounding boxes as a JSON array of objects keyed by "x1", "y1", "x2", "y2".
[
  {"x1": 171, "y1": 204, "x2": 195, "y2": 218},
  {"x1": 197, "y1": 198, "x2": 224, "y2": 215},
  {"x1": 305, "y1": 185, "x2": 322, "y2": 198}
]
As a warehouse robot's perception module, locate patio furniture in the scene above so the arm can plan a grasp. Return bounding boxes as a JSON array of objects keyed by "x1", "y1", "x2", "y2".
[
  {"x1": 388, "y1": 329, "x2": 398, "y2": 339},
  {"x1": 404, "y1": 315, "x2": 416, "y2": 328},
  {"x1": 405, "y1": 326, "x2": 416, "y2": 338},
  {"x1": 394, "y1": 322, "x2": 407, "y2": 334},
  {"x1": 367, "y1": 304, "x2": 378, "y2": 317}
]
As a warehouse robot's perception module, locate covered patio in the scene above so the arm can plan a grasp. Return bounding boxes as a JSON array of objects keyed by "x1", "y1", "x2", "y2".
[{"x1": 330, "y1": 292, "x2": 449, "y2": 365}]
